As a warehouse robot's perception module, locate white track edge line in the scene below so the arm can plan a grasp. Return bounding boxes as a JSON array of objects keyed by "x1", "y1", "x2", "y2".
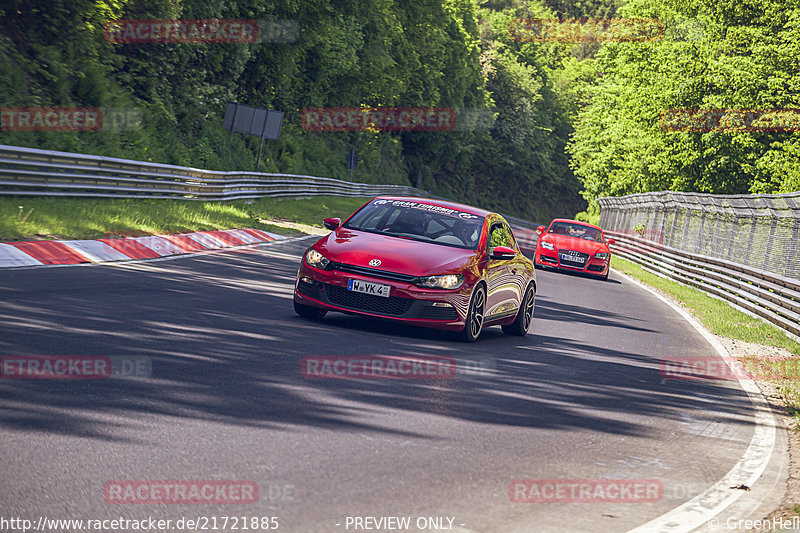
[{"x1": 614, "y1": 269, "x2": 779, "y2": 533}]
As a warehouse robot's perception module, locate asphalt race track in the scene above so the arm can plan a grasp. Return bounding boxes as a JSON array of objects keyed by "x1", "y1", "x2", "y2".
[{"x1": 0, "y1": 237, "x2": 784, "y2": 532}]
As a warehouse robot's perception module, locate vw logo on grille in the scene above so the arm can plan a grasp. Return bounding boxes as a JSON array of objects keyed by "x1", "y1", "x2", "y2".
[{"x1": 369, "y1": 259, "x2": 382, "y2": 267}]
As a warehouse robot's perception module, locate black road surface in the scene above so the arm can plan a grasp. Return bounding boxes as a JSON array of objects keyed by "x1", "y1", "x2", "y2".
[{"x1": 0, "y1": 238, "x2": 766, "y2": 532}]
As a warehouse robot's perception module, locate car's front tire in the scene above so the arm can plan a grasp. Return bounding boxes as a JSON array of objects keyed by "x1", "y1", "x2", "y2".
[
  {"x1": 458, "y1": 285, "x2": 486, "y2": 342},
  {"x1": 294, "y1": 299, "x2": 327, "y2": 319},
  {"x1": 502, "y1": 283, "x2": 535, "y2": 336}
]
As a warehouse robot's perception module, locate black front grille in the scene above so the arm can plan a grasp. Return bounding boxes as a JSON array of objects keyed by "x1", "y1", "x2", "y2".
[
  {"x1": 328, "y1": 262, "x2": 417, "y2": 283},
  {"x1": 408, "y1": 303, "x2": 459, "y2": 320},
  {"x1": 559, "y1": 250, "x2": 590, "y2": 268},
  {"x1": 586, "y1": 264, "x2": 605, "y2": 272},
  {"x1": 297, "y1": 278, "x2": 321, "y2": 298},
  {"x1": 540, "y1": 255, "x2": 557, "y2": 264},
  {"x1": 325, "y1": 284, "x2": 414, "y2": 316}
]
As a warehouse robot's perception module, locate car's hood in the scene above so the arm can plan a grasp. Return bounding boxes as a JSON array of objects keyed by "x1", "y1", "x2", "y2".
[
  {"x1": 314, "y1": 228, "x2": 480, "y2": 276},
  {"x1": 542, "y1": 234, "x2": 608, "y2": 254}
]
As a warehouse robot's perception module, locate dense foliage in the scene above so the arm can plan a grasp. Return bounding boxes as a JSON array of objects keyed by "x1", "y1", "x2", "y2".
[
  {"x1": 567, "y1": 0, "x2": 800, "y2": 217},
  {"x1": 0, "y1": 0, "x2": 585, "y2": 222},
  {"x1": 2, "y1": 0, "x2": 795, "y2": 223}
]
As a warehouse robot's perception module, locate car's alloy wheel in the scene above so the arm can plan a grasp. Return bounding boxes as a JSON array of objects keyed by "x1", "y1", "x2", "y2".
[
  {"x1": 459, "y1": 285, "x2": 485, "y2": 342},
  {"x1": 502, "y1": 283, "x2": 535, "y2": 336},
  {"x1": 294, "y1": 299, "x2": 328, "y2": 319}
]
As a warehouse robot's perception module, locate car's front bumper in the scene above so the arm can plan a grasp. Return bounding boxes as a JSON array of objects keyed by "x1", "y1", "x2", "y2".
[{"x1": 293, "y1": 262, "x2": 473, "y2": 331}]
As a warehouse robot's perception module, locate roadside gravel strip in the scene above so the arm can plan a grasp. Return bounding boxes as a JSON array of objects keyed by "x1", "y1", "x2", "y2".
[{"x1": 0, "y1": 228, "x2": 287, "y2": 268}]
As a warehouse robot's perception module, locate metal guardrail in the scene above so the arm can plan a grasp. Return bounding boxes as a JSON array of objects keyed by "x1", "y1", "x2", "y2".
[
  {"x1": 0, "y1": 144, "x2": 422, "y2": 200},
  {"x1": 608, "y1": 230, "x2": 800, "y2": 337},
  {"x1": 599, "y1": 190, "x2": 800, "y2": 339},
  {"x1": 0, "y1": 143, "x2": 542, "y2": 244}
]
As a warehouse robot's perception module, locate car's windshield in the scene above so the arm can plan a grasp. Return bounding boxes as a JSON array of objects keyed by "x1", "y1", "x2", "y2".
[
  {"x1": 548, "y1": 221, "x2": 603, "y2": 242},
  {"x1": 344, "y1": 199, "x2": 484, "y2": 249}
]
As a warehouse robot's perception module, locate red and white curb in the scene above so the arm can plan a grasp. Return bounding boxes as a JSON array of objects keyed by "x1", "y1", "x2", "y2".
[{"x1": 0, "y1": 228, "x2": 286, "y2": 268}]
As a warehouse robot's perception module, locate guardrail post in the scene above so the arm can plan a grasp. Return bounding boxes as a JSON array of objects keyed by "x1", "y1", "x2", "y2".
[
  {"x1": 763, "y1": 217, "x2": 778, "y2": 273},
  {"x1": 695, "y1": 209, "x2": 707, "y2": 256},
  {"x1": 790, "y1": 217, "x2": 800, "y2": 280},
  {"x1": 726, "y1": 216, "x2": 739, "y2": 260}
]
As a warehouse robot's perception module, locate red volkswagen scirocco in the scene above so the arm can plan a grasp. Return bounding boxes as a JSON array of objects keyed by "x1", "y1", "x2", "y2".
[{"x1": 293, "y1": 197, "x2": 537, "y2": 341}]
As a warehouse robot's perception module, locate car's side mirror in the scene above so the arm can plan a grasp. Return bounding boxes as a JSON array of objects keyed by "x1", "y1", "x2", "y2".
[
  {"x1": 490, "y1": 246, "x2": 517, "y2": 260},
  {"x1": 608, "y1": 238, "x2": 616, "y2": 245},
  {"x1": 536, "y1": 225, "x2": 545, "y2": 234},
  {"x1": 323, "y1": 217, "x2": 341, "y2": 231}
]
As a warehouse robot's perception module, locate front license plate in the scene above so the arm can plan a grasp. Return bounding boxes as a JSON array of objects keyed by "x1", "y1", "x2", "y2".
[
  {"x1": 348, "y1": 279, "x2": 391, "y2": 298},
  {"x1": 561, "y1": 254, "x2": 586, "y2": 264}
]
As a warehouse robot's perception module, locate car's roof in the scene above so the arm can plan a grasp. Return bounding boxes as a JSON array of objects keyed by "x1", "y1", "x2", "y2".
[
  {"x1": 374, "y1": 196, "x2": 493, "y2": 217},
  {"x1": 549, "y1": 218, "x2": 603, "y2": 231}
]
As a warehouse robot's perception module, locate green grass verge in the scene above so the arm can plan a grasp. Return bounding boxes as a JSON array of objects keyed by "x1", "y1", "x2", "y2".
[
  {"x1": 246, "y1": 196, "x2": 371, "y2": 227},
  {"x1": 0, "y1": 196, "x2": 371, "y2": 241},
  {"x1": 613, "y1": 255, "x2": 800, "y2": 423}
]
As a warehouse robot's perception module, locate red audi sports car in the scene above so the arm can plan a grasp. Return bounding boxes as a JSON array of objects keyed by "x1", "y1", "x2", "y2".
[
  {"x1": 534, "y1": 219, "x2": 615, "y2": 280},
  {"x1": 293, "y1": 197, "x2": 537, "y2": 341}
]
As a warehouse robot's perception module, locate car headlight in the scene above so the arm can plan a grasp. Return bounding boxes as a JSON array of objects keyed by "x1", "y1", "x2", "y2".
[
  {"x1": 305, "y1": 248, "x2": 330, "y2": 269},
  {"x1": 540, "y1": 241, "x2": 555, "y2": 251},
  {"x1": 595, "y1": 252, "x2": 610, "y2": 259},
  {"x1": 416, "y1": 274, "x2": 465, "y2": 290}
]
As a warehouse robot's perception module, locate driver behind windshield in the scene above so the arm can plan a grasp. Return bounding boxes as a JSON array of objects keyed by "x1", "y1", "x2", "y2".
[
  {"x1": 568, "y1": 225, "x2": 588, "y2": 239},
  {"x1": 453, "y1": 219, "x2": 479, "y2": 248},
  {"x1": 389, "y1": 208, "x2": 430, "y2": 236}
]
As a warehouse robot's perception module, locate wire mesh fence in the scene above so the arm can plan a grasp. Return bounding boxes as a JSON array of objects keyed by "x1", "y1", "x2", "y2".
[{"x1": 598, "y1": 191, "x2": 800, "y2": 282}]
